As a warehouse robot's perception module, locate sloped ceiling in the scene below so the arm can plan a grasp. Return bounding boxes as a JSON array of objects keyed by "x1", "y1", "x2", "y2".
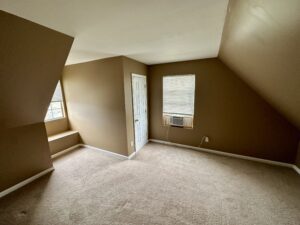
[
  {"x1": 0, "y1": 0, "x2": 228, "y2": 65},
  {"x1": 0, "y1": 10, "x2": 73, "y2": 128},
  {"x1": 0, "y1": 10, "x2": 73, "y2": 191},
  {"x1": 219, "y1": 0, "x2": 300, "y2": 130},
  {"x1": 1, "y1": 0, "x2": 298, "y2": 132}
]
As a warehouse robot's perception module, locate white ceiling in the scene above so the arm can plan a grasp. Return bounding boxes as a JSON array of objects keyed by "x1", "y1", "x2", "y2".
[{"x1": 0, "y1": 0, "x2": 229, "y2": 65}]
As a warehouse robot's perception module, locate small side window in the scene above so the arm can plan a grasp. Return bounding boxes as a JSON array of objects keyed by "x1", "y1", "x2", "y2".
[
  {"x1": 45, "y1": 81, "x2": 65, "y2": 121},
  {"x1": 163, "y1": 74, "x2": 195, "y2": 129}
]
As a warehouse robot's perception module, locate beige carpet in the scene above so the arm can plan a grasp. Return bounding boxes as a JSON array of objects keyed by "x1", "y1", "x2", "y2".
[{"x1": 0, "y1": 143, "x2": 300, "y2": 225}]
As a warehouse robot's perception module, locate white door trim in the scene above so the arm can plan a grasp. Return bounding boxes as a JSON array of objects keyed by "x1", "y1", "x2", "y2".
[{"x1": 132, "y1": 74, "x2": 146, "y2": 78}]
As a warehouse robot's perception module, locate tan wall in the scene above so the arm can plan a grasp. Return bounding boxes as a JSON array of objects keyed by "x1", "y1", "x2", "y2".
[
  {"x1": 0, "y1": 11, "x2": 73, "y2": 191},
  {"x1": 0, "y1": 123, "x2": 52, "y2": 191},
  {"x1": 148, "y1": 58, "x2": 300, "y2": 163},
  {"x1": 63, "y1": 57, "x2": 129, "y2": 156},
  {"x1": 48, "y1": 132, "x2": 80, "y2": 155},
  {"x1": 122, "y1": 57, "x2": 148, "y2": 155},
  {"x1": 219, "y1": 0, "x2": 300, "y2": 129},
  {"x1": 0, "y1": 10, "x2": 73, "y2": 128},
  {"x1": 45, "y1": 118, "x2": 69, "y2": 136}
]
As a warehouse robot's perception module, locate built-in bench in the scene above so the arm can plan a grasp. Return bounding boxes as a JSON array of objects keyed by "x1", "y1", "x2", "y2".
[{"x1": 48, "y1": 130, "x2": 80, "y2": 156}]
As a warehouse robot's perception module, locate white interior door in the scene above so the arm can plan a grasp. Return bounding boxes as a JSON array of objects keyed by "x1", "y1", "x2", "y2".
[{"x1": 132, "y1": 74, "x2": 148, "y2": 152}]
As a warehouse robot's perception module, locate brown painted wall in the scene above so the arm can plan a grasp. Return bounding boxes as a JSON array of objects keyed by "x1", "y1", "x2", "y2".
[
  {"x1": 63, "y1": 57, "x2": 129, "y2": 156},
  {"x1": 0, "y1": 11, "x2": 73, "y2": 191},
  {"x1": 122, "y1": 57, "x2": 148, "y2": 155},
  {"x1": 148, "y1": 58, "x2": 300, "y2": 163},
  {"x1": 219, "y1": 0, "x2": 300, "y2": 129}
]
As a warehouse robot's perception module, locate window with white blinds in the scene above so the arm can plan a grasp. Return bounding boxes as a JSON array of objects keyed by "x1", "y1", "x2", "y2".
[
  {"x1": 163, "y1": 74, "x2": 195, "y2": 128},
  {"x1": 45, "y1": 81, "x2": 65, "y2": 121}
]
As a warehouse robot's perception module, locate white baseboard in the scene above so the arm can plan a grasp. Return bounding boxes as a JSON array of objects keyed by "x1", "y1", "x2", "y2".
[
  {"x1": 0, "y1": 143, "x2": 132, "y2": 198},
  {"x1": 53, "y1": 143, "x2": 138, "y2": 160},
  {"x1": 128, "y1": 152, "x2": 136, "y2": 160},
  {"x1": 1, "y1": 142, "x2": 298, "y2": 199},
  {"x1": 0, "y1": 167, "x2": 54, "y2": 198},
  {"x1": 51, "y1": 144, "x2": 81, "y2": 159},
  {"x1": 149, "y1": 139, "x2": 300, "y2": 174},
  {"x1": 293, "y1": 165, "x2": 300, "y2": 175},
  {"x1": 80, "y1": 144, "x2": 129, "y2": 160}
]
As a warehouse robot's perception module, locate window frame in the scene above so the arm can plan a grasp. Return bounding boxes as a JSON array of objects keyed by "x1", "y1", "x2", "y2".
[
  {"x1": 44, "y1": 81, "x2": 66, "y2": 122},
  {"x1": 162, "y1": 74, "x2": 196, "y2": 129}
]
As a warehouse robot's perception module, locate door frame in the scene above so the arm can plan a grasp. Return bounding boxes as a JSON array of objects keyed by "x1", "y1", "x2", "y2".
[{"x1": 131, "y1": 73, "x2": 148, "y2": 153}]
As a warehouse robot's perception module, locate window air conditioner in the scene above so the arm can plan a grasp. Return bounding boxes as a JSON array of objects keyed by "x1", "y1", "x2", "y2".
[{"x1": 170, "y1": 116, "x2": 184, "y2": 127}]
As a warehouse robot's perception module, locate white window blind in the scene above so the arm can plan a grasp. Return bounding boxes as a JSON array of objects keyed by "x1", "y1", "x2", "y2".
[
  {"x1": 163, "y1": 75, "x2": 195, "y2": 115},
  {"x1": 45, "y1": 81, "x2": 65, "y2": 121},
  {"x1": 163, "y1": 75, "x2": 195, "y2": 128}
]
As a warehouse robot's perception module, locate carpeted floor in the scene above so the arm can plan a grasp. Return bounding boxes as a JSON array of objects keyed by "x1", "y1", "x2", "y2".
[{"x1": 0, "y1": 143, "x2": 300, "y2": 225}]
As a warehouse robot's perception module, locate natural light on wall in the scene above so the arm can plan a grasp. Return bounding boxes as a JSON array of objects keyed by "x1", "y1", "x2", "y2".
[
  {"x1": 45, "y1": 81, "x2": 65, "y2": 121},
  {"x1": 163, "y1": 74, "x2": 195, "y2": 128}
]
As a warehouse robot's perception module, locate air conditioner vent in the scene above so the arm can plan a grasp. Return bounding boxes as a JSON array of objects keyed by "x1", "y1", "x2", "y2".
[{"x1": 170, "y1": 116, "x2": 184, "y2": 127}]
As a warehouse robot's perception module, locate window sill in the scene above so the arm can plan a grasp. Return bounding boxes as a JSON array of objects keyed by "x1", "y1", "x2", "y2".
[{"x1": 44, "y1": 117, "x2": 66, "y2": 123}]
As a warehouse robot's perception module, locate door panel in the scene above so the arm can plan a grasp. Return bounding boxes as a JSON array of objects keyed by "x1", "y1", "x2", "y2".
[{"x1": 132, "y1": 74, "x2": 148, "y2": 152}]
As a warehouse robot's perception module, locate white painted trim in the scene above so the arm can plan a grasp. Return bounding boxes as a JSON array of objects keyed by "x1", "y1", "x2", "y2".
[
  {"x1": 128, "y1": 152, "x2": 136, "y2": 160},
  {"x1": 293, "y1": 165, "x2": 300, "y2": 175},
  {"x1": 132, "y1": 73, "x2": 146, "y2": 78},
  {"x1": 80, "y1": 144, "x2": 128, "y2": 160},
  {"x1": 0, "y1": 167, "x2": 54, "y2": 198},
  {"x1": 51, "y1": 144, "x2": 81, "y2": 159},
  {"x1": 149, "y1": 139, "x2": 300, "y2": 173},
  {"x1": 1, "y1": 142, "x2": 297, "y2": 199}
]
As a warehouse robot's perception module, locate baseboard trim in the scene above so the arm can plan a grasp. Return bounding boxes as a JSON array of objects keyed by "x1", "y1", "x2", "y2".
[
  {"x1": 51, "y1": 144, "x2": 81, "y2": 159},
  {"x1": 80, "y1": 144, "x2": 129, "y2": 160},
  {"x1": 149, "y1": 139, "x2": 300, "y2": 173},
  {"x1": 293, "y1": 165, "x2": 300, "y2": 175},
  {"x1": 0, "y1": 167, "x2": 54, "y2": 198},
  {"x1": 1, "y1": 142, "x2": 297, "y2": 199},
  {"x1": 128, "y1": 152, "x2": 136, "y2": 160}
]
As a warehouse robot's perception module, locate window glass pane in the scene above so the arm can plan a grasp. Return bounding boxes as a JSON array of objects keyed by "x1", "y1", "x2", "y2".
[
  {"x1": 44, "y1": 81, "x2": 65, "y2": 121},
  {"x1": 163, "y1": 75, "x2": 195, "y2": 115},
  {"x1": 52, "y1": 108, "x2": 63, "y2": 119},
  {"x1": 51, "y1": 102, "x2": 61, "y2": 109},
  {"x1": 52, "y1": 82, "x2": 63, "y2": 102},
  {"x1": 45, "y1": 110, "x2": 53, "y2": 121}
]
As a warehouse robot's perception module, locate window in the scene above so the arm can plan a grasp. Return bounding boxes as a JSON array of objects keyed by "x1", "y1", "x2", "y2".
[
  {"x1": 45, "y1": 81, "x2": 65, "y2": 121},
  {"x1": 163, "y1": 74, "x2": 195, "y2": 128}
]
